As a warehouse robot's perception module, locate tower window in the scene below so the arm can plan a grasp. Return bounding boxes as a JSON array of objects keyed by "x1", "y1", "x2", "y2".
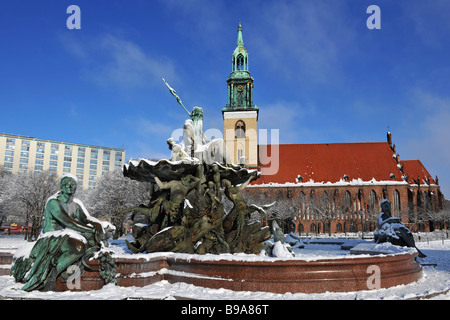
[
  {"x1": 235, "y1": 120, "x2": 246, "y2": 138},
  {"x1": 238, "y1": 149, "x2": 244, "y2": 161},
  {"x1": 236, "y1": 54, "x2": 245, "y2": 70}
]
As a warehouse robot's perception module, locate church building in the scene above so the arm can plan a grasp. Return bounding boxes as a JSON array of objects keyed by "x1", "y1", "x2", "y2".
[{"x1": 222, "y1": 22, "x2": 446, "y2": 234}]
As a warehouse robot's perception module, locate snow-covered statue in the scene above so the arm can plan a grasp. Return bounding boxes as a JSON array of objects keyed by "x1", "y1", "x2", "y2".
[
  {"x1": 182, "y1": 106, "x2": 231, "y2": 164},
  {"x1": 119, "y1": 79, "x2": 271, "y2": 255},
  {"x1": 374, "y1": 199, "x2": 426, "y2": 258},
  {"x1": 10, "y1": 174, "x2": 115, "y2": 291},
  {"x1": 163, "y1": 78, "x2": 230, "y2": 165},
  {"x1": 183, "y1": 106, "x2": 207, "y2": 158},
  {"x1": 167, "y1": 137, "x2": 192, "y2": 163},
  {"x1": 264, "y1": 213, "x2": 295, "y2": 258}
]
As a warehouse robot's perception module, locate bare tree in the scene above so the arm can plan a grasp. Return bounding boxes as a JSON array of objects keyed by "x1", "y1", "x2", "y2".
[
  {"x1": 307, "y1": 190, "x2": 345, "y2": 236},
  {"x1": 0, "y1": 171, "x2": 58, "y2": 241},
  {"x1": 84, "y1": 169, "x2": 153, "y2": 222},
  {"x1": 242, "y1": 188, "x2": 295, "y2": 232}
]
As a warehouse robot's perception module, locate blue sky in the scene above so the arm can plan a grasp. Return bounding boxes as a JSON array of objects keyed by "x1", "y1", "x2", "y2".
[{"x1": 1, "y1": 1, "x2": 449, "y2": 196}]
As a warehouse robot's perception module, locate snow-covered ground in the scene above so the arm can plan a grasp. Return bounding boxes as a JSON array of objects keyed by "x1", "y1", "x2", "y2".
[{"x1": 0, "y1": 232, "x2": 449, "y2": 300}]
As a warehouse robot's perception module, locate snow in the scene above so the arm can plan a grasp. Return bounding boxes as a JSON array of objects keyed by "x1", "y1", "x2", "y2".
[
  {"x1": 249, "y1": 177, "x2": 412, "y2": 188},
  {"x1": 1, "y1": 232, "x2": 449, "y2": 300}
]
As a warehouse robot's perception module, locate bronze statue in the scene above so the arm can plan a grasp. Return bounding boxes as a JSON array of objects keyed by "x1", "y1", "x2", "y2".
[
  {"x1": 11, "y1": 175, "x2": 109, "y2": 291},
  {"x1": 120, "y1": 81, "x2": 272, "y2": 255},
  {"x1": 374, "y1": 199, "x2": 426, "y2": 258}
]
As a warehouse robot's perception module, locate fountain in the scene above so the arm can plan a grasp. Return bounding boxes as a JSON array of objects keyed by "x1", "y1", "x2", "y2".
[{"x1": 2, "y1": 80, "x2": 423, "y2": 294}]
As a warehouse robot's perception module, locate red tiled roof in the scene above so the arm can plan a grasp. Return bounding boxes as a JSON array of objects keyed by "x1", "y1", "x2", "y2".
[
  {"x1": 255, "y1": 142, "x2": 405, "y2": 185},
  {"x1": 401, "y1": 160, "x2": 436, "y2": 185}
]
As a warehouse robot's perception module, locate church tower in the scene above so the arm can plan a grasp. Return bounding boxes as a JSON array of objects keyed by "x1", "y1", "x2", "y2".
[{"x1": 222, "y1": 21, "x2": 259, "y2": 167}]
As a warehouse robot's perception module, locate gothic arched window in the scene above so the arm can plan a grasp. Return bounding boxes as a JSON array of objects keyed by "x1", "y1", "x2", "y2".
[
  {"x1": 393, "y1": 189, "x2": 401, "y2": 216},
  {"x1": 236, "y1": 54, "x2": 245, "y2": 70},
  {"x1": 369, "y1": 190, "x2": 377, "y2": 211},
  {"x1": 344, "y1": 190, "x2": 352, "y2": 211},
  {"x1": 235, "y1": 120, "x2": 246, "y2": 138}
]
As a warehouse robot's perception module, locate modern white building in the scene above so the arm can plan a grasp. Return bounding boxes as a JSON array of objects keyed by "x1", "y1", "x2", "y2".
[{"x1": 0, "y1": 133, "x2": 125, "y2": 189}]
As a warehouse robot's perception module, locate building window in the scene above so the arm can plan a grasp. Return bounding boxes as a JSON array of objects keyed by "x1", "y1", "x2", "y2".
[
  {"x1": 63, "y1": 162, "x2": 71, "y2": 168},
  {"x1": 299, "y1": 191, "x2": 306, "y2": 216},
  {"x1": 50, "y1": 161, "x2": 58, "y2": 167},
  {"x1": 35, "y1": 165, "x2": 43, "y2": 171},
  {"x1": 35, "y1": 159, "x2": 44, "y2": 165},
  {"x1": 21, "y1": 140, "x2": 30, "y2": 151},
  {"x1": 237, "y1": 149, "x2": 243, "y2": 161},
  {"x1": 236, "y1": 54, "x2": 245, "y2": 71},
  {"x1": 344, "y1": 190, "x2": 352, "y2": 211},
  {"x1": 103, "y1": 150, "x2": 110, "y2": 161},
  {"x1": 36, "y1": 142, "x2": 45, "y2": 153},
  {"x1": 91, "y1": 149, "x2": 98, "y2": 159},
  {"x1": 4, "y1": 156, "x2": 14, "y2": 163},
  {"x1": 235, "y1": 120, "x2": 246, "y2": 138},
  {"x1": 51, "y1": 144, "x2": 59, "y2": 155},
  {"x1": 65, "y1": 146, "x2": 72, "y2": 156},
  {"x1": 20, "y1": 158, "x2": 29, "y2": 164},
  {"x1": 49, "y1": 167, "x2": 57, "y2": 172},
  {"x1": 369, "y1": 190, "x2": 377, "y2": 211},
  {"x1": 64, "y1": 157, "x2": 72, "y2": 162},
  {"x1": 393, "y1": 189, "x2": 401, "y2": 216},
  {"x1": 6, "y1": 144, "x2": 15, "y2": 151},
  {"x1": 78, "y1": 147, "x2": 86, "y2": 158},
  {"x1": 50, "y1": 155, "x2": 58, "y2": 161}
]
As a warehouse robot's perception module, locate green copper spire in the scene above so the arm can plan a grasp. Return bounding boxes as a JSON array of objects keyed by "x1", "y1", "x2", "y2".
[
  {"x1": 232, "y1": 20, "x2": 249, "y2": 72},
  {"x1": 223, "y1": 21, "x2": 258, "y2": 113},
  {"x1": 236, "y1": 20, "x2": 244, "y2": 48}
]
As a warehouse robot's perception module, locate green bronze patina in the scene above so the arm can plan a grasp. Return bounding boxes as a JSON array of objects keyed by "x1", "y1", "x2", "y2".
[
  {"x1": 223, "y1": 21, "x2": 259, "y2": 114},
  {"x1": 121, "y1": 52, "x2": 273, "y2": 254},
  {"x1": 11, "y1": 175, "x2": 108, "y2": 291}
]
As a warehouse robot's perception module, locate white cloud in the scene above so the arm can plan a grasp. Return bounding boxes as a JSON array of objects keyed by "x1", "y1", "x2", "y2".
[
  {"x1": 398, "y1": 90, "x2": 450, "y2": 196},
  {"x1": 258, "y1": 100, "x2": 318, "y2": 143},
  {"x1": 402, "y1": 91, "x2": 450, "y2": 163},
  {"x1": 61, "y1": 33, "x2": 178, "y2": 90}
]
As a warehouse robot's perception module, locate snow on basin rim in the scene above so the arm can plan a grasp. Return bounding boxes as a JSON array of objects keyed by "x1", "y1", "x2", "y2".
[{"x1": 106, "y1": 241, "x2": 416, "y2": 263}]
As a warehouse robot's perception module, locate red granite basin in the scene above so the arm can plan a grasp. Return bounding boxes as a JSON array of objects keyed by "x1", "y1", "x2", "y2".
[{"x1": 1, "y1": 250, "x2": 422, "y2": 294}]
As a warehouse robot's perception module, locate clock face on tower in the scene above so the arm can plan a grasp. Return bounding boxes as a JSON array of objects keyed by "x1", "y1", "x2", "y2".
[{"x1": 237, "y1": 85, "x2": 244, "y2": 92}]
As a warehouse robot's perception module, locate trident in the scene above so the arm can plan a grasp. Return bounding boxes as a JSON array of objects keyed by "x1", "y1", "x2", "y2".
[{"x1": 161, "y1": 78, "x2": 191, "y2": 117}]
